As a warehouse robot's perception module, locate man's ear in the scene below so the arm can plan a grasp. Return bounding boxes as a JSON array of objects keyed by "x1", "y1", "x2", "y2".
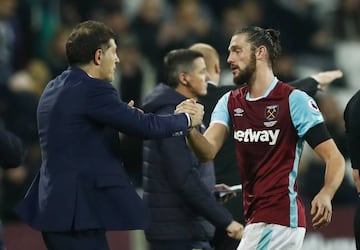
[
  {"x1": 215, "y1": 62, "x2": 220, "y2": 74},
  {"x1": 179, "y1": 72, "x2": 188, "y2": 86},
  {"x1": 94, "y1": 48, "x2": 102, "y2": 65},
  {"x1": 256, "y1": 45, "x2": 267, "y2": 59}
]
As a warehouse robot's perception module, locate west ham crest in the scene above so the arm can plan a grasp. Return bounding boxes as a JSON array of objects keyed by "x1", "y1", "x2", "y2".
[{"x1": 264, "y1": 104, "x2": 279, "y2": 127}]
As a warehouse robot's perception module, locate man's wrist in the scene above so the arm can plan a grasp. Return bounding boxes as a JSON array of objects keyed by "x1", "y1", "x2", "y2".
[
  {"x1": 184, "y1": 112, "x2": 192, "y2": 128},
  {"x1": 187, "y1": 126, "x2": 196, "y2": 134}
]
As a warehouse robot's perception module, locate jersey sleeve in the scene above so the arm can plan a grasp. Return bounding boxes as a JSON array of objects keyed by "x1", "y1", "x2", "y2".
[
  {"x1": 289, "y1": 89, "x2": 324, "y2": 137},
  {"x1": 210, "y1": 91, "x2": 231, "y2": 129}
]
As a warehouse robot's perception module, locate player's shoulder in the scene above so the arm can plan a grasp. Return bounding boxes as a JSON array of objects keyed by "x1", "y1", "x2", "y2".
[
  {"x1": 289, "y1": 89, "x2": 322, "y2": 115},
  {"x1": 274, "y1": 80, "x2": 296, "y2": 95}
]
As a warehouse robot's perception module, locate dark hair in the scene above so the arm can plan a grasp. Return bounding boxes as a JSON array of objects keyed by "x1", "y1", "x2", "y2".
[
  {"x1": 234, "y1": 26, "x2": 282, "y2": 66},
  {"x1": 66, "y1": 20, "x2": 117, "y2": 66},
  {"x1": 163, "y1": 49, "x2": 204, "y2": 88}
]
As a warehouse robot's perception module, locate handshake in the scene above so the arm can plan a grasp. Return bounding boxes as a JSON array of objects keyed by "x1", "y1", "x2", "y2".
[{"x1": 176, "y1": 99, "x2": 204, "y2": 127}]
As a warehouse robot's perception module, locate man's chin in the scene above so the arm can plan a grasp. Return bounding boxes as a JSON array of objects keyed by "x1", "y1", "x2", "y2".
[{"x1": 233, "y1": 77, "x2": 245, "y2": 86}]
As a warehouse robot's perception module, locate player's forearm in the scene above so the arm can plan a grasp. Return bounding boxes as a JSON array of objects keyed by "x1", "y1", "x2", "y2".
[
  {"x1": 322, "y1": 153, "x2": 345, "y2": 199},
  {"x1": 187, "y1": 128, "x2": 216, "y2": 161}
]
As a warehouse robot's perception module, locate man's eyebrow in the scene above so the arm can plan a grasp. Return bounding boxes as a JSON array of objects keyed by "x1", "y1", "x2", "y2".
[{"x1": 228, "y1": 45, "x2": 240, "y2": 51}]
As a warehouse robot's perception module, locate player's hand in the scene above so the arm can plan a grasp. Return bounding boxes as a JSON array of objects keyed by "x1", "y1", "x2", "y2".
[
  {"x1": 311, "y1": 70, "x2": 343, "y2": 91},
  {"x1": 226, "y1": 221, "x2": 244, "y2": 240},
  {"x1": 175, "y1": 99, "x2": 204, "y2": 127},
  {"x1": 310, "y1": 190, "x2": 332, "y2": 229}
]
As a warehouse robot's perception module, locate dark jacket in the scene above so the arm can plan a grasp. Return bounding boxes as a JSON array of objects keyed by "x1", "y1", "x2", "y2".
[
  {"x1": 142, "y1": 83, "x2": 233, "y2": 241},
  {"x1": 16, "y1": 67, "x2": 189, "y2": 232}
]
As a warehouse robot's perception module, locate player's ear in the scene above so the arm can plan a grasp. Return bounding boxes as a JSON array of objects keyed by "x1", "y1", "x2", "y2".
[
  {"x1": 256, "y1": 45, "x2": 266, "y2": 59},
  {"x1": 94, "y1": 48, "x2": 102, "y2": 65}
]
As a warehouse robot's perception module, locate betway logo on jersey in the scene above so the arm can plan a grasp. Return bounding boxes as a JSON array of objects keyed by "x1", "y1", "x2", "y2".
[{"x1": 234, "y1": 129, "x2": 280, "y2": 145}]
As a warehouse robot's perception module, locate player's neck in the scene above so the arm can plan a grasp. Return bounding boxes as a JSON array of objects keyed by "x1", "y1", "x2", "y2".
[{"x1": 248, "y1": 68, "x2": 275, "y2": 99}]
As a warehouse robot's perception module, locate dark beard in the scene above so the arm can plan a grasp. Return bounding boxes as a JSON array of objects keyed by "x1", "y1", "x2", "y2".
[{"x1": 233, "y1": 53, "x2": 256, "y2": 86}]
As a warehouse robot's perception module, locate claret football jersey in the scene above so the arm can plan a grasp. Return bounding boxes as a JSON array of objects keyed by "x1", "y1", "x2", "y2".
[{"x1": 210, "y1": 78, "x2": 324, "y2": 228}]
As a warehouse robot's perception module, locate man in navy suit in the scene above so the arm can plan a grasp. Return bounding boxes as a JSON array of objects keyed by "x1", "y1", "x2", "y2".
[{"x1": 16, "y1": 20, "x2": 203, "y2": 250}]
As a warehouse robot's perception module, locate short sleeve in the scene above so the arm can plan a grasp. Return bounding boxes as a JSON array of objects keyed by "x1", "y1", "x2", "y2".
[
  {"x1": 289, "y1": 89, "x2": 324, "y2": 137},
  {"x1": 210, "y1": 91, "x2": 231, "y2": 129}
]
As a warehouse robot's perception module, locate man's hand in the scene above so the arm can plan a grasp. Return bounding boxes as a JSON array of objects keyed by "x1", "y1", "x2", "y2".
[
  {"x1": 175, "y1": 99, "x2": 204, "y2": 127},
  {"x1": 310, "y1": 190, "x2": 332, "y2": 229},
  {"x1": 128, "y1": 100, "x2": 144, "y2": 113},
  {"x1": 311, "y1": 70, "x2": 343, "y2": 91},
  {"x1": 226, "y1": 221, "x2": 244, "y2": 240},
  {"x1": 215, "y1": 183, "x2": 237, "y2": 203}
]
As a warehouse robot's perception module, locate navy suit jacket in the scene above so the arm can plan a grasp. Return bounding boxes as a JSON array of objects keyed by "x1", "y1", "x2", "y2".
[{"x1": 16, "y1": 67, "x2": 189, "y2": 232}]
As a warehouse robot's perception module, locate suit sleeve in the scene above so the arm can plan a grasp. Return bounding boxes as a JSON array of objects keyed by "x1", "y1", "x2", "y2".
[
  {"x1": 85, "y1": 81, "x2": 188, "y2": 139},
  {"x1": 159, "y1": 127, "x2": 233, "y2": 229},
  {"x1": 0, "y1": 127, "x2": 24, "y2": 168},
  {"x1": 289, "y1": 77, "x2": 318, "y2": 97}
]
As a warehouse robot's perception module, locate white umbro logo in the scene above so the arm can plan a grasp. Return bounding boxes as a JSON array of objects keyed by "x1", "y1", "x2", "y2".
[{"x1": 234, "y1": 107, "x2": 244, "y2": 117}]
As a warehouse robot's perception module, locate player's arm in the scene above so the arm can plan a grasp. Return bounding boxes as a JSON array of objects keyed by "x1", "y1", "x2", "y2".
[
  {"x1": 179, "y1": 92, "x2": 231, "y2": 161},
  {"x1": 290, "y1": 90, "x2": 345, "y2": 229},
  {"x1": 305, "y1": 124, "x2": 345, "y2": 229},
  {"x1": 289, "y1": 70, "x2": 343, "y2": 97},
  {"x1": 312, "y1": 138, "x2": 345, "y2": 200},
  {"x1": 187, "y1": 123, "x2": 228, "y2": 161},
  {"x1": 311, "y1": 70, "x2": 343, "y2": 91},
  {"x1": 307, "y1": 128, "x2": 345, "y2": 229}
]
